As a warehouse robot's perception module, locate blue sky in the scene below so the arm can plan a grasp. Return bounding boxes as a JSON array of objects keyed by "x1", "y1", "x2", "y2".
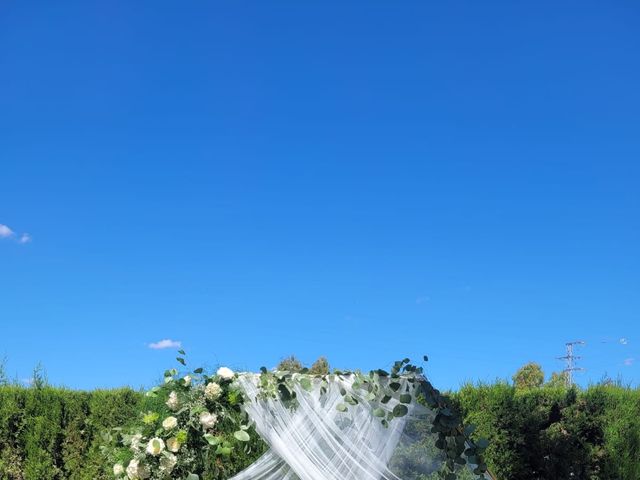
[{"x1": 1, "y1": 1, "x2": 639, "y2": 390}]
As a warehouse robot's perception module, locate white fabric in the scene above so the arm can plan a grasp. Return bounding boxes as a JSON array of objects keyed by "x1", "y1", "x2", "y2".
[{"x1": 228, "y1": 374, "x2": 418, "y2": 480}]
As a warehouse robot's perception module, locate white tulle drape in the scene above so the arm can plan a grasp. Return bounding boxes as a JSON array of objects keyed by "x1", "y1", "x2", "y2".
[{"x1": 228, "y1": 374, "x2": 429, "y2": 480}]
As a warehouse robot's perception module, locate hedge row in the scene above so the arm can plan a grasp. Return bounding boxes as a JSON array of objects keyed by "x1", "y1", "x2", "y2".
[
  {"x1": 1, "y1": 383, "x2": 639, "y2": 479},
  {"x1": 452, "y1": 383, "x2": 640, "y2": 480},
  {"x1": 0, "y1": 386, "x2": 143, "y2": 480}
]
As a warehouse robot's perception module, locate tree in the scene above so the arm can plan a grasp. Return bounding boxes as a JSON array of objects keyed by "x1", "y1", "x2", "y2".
[
  {"x1": 512, "y1": 362, "x2": 544, "y2": 390},
  {"x1": 31, "y1": 361, "x2": 48, "y2": 389},
  {"x1": 309, "y1": 356, "x2": 330, "y2": 375},
  {"x1": 546, "y1": 371, "x2": 568, "y2": 388},
  {"x1": 276, "y1": 355, "x2": 303, "y2": 372}
]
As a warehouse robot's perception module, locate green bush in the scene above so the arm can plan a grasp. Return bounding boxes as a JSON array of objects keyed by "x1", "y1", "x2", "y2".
[
  {"x1": 453, "y1": 383, "x2": 640, "y2": 480},
  {"x1": 1, "y1": 381, "x2": 640, "y2": 479},
  {"x1": 0, "y1": 386, "x2": 142, "y2": 480}
]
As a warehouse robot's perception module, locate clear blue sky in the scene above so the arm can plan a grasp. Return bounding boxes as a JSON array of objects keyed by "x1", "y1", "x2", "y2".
[{"x1": 1, "y1": 1, "x2": 638, "y2": 391}]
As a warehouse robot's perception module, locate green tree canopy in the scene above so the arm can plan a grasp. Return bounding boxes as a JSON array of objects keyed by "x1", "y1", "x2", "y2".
[{"x1": 512, "y1": 362, "x2": 544, "y2": 390}]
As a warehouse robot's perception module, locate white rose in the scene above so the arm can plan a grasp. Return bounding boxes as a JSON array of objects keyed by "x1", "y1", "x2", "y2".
[
  {"x1": 205, "y1": 382, "x2": 222, "y2": 400},
  {"x1": 166, "y1": 391, "x2": 179, "y2": 411},
  {"x1": 162, "y1": 416, "x2": 178, "y2": 430},
  {"x1": 159, "y1": 452, "x2": 177, "y2": 472},
  {"x1": 217, "y1": 367, "x2": 234, "y2": 380},
  {"x1": 113, "y1": 463, "x2": 125, "y2": 476},
  {"x1": 145, "y1": 437, "x2": 165, "y2": 456},
  {"x1": 183, "y1": 375, "x2": 192, "y2": 386},
  {"x1": 166, "y1": 436, "x2": 181, "y2": 452},
  {"x1": 199, "y1": 411, "x2": 218, "y2": 429},
  {"x1": 126, "y1": 459, "x2": 149, "y2": 479}
]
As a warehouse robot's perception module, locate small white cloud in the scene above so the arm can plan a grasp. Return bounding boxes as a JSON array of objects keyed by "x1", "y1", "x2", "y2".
[
  {"x1": 623, "y1": 358, "x2": 634, "y2": 366},
  {"x1": 149, "y1": 339, "x2": 182, "y2": 350},
  {"x1": 620, "y1": 338, "x2": 628, "y2": 345},
  {"x1": 0, "y1": 223, "x2": 31, "y2": 244},
  {"x1": 0, "y1": 224, "x2": 14, "y2": 238}
]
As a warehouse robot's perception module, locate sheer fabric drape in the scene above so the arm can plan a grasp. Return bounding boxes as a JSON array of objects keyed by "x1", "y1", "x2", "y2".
[{"x1": 228, "y1": 374, "x2": 415, "y2": 480}]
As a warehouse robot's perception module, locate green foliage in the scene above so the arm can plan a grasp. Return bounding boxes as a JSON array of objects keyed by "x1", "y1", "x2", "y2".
[
  {"x1": 0, "y1": 385, "x2": 142, "y2": 480},
  {"x1": 512, "y1": 362, "x2": 544, "y2": 390},
  {"x1": 545, "y1": 371, "x2": 568, "y2": 388},
  {"x1": 103, "y1": 359, "x2": 266, "y2": 480},
  {"x1": 308, "y1": 356, "x2": 330, "y2": 375},
  {"x1": 275, "y1": 355, "x2": 304, "y2": 372},
  {"x1": 453, "y1": 382, "x2": 640, "y2": 480}
]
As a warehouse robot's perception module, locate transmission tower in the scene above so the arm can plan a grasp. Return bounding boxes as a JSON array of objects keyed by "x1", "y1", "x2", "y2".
[{"x1": 557, "y1": 341, "x2": 585, "y2": 387}]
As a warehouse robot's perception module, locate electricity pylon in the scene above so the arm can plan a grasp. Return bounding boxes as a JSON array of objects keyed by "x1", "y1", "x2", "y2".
[{"x1": 557, "y1": 341, "x2": 585, "y2": 387}]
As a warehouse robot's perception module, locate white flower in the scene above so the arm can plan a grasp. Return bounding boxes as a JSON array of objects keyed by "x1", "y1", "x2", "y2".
[
  {"x1": 166, "y1": 436, "x2": 181, "y2": 452},
  {"x1": 159, "y1": 452, "x2": 177, "y2": 472},
  {"x1": 166, "y1": 391, "x2": 179, "y2": 411},
  {"x1": 217, "y1": 367, "x2": 234, "y2": 380},
  {"x1": 183, "y1": 375, "x2": 192, "y2": 386},
  {"x1": 199, "y1": 411, "x2": 218, "y2": 429},
  {"x1": 145, "y1": 437, "x2": 165, "y2": 456},
  {"x1": 205, "y1": 382, "x2": 222, "y2": 400},
  {"x1": 113, "y1": 463, "x2": 124, "y2": 476},
  {"x1": 129, "y1": 433, "x2": 143, "y2": 452},
  {"x1": 126, "y1": 459, "x2": 149, "y2": 479},
  {"x1": 162, "y1": 416, "x2": 178, "y2": 430}
]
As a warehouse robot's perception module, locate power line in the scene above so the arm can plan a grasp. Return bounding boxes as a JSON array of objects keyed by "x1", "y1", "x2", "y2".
[{"x1": 557, "y1": 341, "x2": 585, "y2": 387}]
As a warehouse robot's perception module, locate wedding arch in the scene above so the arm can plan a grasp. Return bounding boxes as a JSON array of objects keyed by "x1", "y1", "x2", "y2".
[{"x1": 106, "y1": 356, "x2": 494, "y2": 480}]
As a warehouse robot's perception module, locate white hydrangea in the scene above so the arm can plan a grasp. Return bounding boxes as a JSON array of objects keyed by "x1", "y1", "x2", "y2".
[
  {"x1": 126, "y1": 459, "x2": 149, "y2": 479},
  {"x1": 199, "y1": 411, "x2": 218, "y2": 429},
  {"x1": 162, "y1": 416, "x2": 178, "y2": 430},
  {"x1": 159, "y1": 452, "x2": 177, "y2": 473},
  {"x1": 113, "y1": 463, "x2": 124, "y2": 476},
  {"x1": 183, "y1": 375, "x2": 192, "y2": 386},
  {"x1": 145, "y1": 437, "x2": 165, "y2": 456},
  {"x1": 166, "y1": 391, "x2": 179, "y2": 411},
  {"x1": 205, "y1": 382, "x2": 222, "y2": 400},
  {"x1": 166, "y1": 436, "x2": 181, "y2": 452},
  {"x1": 216, "y1": 367, "x2": 234, "y2": 380}
]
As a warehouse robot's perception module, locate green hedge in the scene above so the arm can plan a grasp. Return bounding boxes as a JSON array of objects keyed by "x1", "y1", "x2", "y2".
[
  {"x1": 0, "y1": 386, "x2": 143, "y2": 480},
  {"x1": 452, "y1": 383, "x2": 640, "y2": 480},
  {"x1": 2, "y1": 383, "x2": 639, "y2": 479}
]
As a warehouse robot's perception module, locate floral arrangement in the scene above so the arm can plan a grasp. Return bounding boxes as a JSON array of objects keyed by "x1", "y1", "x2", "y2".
[
  {"x1": 101, "y1": 351, "x2": 264, "y2": 480},
  {"x1": 102, "y1": 354, "x2": 489, "y2": 480}
]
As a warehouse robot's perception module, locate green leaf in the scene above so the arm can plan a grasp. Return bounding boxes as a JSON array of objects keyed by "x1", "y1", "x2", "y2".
[
  {"x1": 234, "y1": 430, "x2": 251, "y2": 442},
  {"x1": 392, "y1": 404, "x2": 408, "y2": 417},
  {"x1": 373, "y1": 407, "x2": 385, "y2": 418},
  {"x1": 176, "y1": 357, "x2": 186, "y2": 366},
  {"x1": 399, "y1": 393, "x2": 412, "y2": 404},
  {"x1": 194, "y1": 367, "x2": 203, "y2": 374},
  {"x1": 178, "y1": 349, "x2": 186, "y2": 355},
  {"x1": 389, "y1": 382, "x2": 401, "y2": 392},
  {"x1": 336, "y1": 403, "x2": 348, "y2": 412},
  {"x1": 203, "y1": 433, "x2": 221, "y2": 445},
  {"x1": 216, "y1": 445, "x2": 232, "y2": 456}
]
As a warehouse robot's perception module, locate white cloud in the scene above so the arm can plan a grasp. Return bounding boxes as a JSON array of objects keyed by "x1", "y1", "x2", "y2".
[
  {"x1": 620, "y1": 338, "x2": 628, "y2": 345},
  {"x1": 149, "y1": 339, "x2": 182, "y2": 350},
  {"x1": 623, "y1": 358, "x2": 634, "y2": 366},
  {"x1": 0, "y1": 223, "x2": 31, "y2": 244},
  {"x1": 0, "y1": 224, "x2": 14, "y2": 238}
]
